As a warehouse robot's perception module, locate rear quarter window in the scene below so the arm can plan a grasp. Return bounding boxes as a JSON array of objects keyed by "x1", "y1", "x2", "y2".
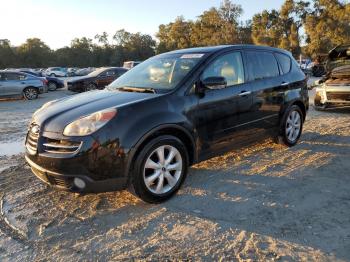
[
  {"x1": 275, "y1": 53, "x2": 292, "y2": 74},
  {"x1": 246, "y1": 51, "x2": 280, "y2": 81}
]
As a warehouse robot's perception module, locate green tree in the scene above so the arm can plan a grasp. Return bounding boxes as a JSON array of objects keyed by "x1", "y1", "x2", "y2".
[
  {"x1": 0, "y1": 39, "x2": 17, "y2": 68},
  {"x1": 304, "y1": 0, "x2": 350, "y2": 56},
  {"x1": 16, "y1": 38, "x2": 53, "y2": 67},
  {"x1": 157, "y1": 16, "x2": 193, "y2": 53},
  {"x1": 252, "y1": 9, "x2": 282, "y2": 47}
]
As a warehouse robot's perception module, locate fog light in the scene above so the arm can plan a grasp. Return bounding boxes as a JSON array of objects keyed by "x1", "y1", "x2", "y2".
[{"x1": 74, "y1": 178, "x2": 86, "y2": 189}]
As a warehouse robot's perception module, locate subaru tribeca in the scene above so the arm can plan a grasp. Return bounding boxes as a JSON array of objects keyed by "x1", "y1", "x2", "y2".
[{"x1": 25, "y1": 45, "x2": 308, "y2": 203}]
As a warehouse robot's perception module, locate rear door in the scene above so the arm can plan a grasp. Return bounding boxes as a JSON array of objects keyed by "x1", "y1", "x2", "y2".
[
  {"x1": 241, "y1": 50, "x2": 285, "y2": 131},
  {"x1": 2, "y1": 72, "x2": 25, "y2": 96},
  {"x1": 0, "y1": 73, "x2": 6, "y2": 97}
]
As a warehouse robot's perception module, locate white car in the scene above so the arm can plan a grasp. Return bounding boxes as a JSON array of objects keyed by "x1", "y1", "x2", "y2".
[{"x1": 44, "y1": 67, "x2": 67, "y2": 77}]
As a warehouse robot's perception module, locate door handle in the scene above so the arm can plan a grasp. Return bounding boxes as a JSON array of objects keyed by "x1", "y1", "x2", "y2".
[
  {"x1": 238, "y1": 91, "x2": 251, "y2": 97},
  {"x1": 281, "y1": 82, "x2": 290, "y2": 87}
]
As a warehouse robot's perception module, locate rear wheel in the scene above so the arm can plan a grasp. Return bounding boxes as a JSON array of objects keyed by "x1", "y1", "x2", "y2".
[
  {"x1": 50, "y1": 73, "x2": 56, "y2": 77},
  {"x1": 280, "y1": 105, "x2": 303, "y2": 147},
  {"x1": 130, "y1": 135, "x2": 188, "y2": 203},
  {"x1": 23, "y1": 87, "x2": 38, "y2": 100},
  {"x1": 48, "y1": 82, "x2": 57, "y2": 91}
]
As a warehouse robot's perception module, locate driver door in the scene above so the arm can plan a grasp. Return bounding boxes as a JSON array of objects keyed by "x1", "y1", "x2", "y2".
[
  {"x1": 96, "y1": 70, "x2": 115, "y2": 88},
  {"x1": 193, "y1": 51, "x2": 253, "y2": 159}
]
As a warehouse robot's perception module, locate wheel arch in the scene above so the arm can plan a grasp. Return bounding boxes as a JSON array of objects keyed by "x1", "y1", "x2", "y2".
[
  {"x1": 291, "y1": 100, "x2": 306, "y2": 121},
  {"x1": 125, "y1": 124, "x2": 196, "y2": 181},
  {"x1": 23, "y1": 86, "x2": 39, "y2": 92}
]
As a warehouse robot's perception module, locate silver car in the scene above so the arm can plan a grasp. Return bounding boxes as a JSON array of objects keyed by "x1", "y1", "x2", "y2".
[{"x1": 0, "y1": 71, "x2": 45, "y2": 100}]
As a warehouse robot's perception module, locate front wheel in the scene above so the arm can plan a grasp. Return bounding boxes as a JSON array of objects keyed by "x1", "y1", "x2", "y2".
[
  {"x1": 130, "y1": 135, "x2": 189, "y2": 203},
  {"x1": 23, "y1": 87, "x2": 38, "y2": 100},
  {"x1": 48, "y1": 82, "x2": 57, "y2": 91},
  {"x1": 280, "y1": 105, "x2": 304, "y2": 147},
  {"x1": 85, "y1": 83, "x2": 97, "y2": 92}
]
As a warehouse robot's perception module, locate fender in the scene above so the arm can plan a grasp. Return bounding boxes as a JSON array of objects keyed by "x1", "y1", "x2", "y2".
[{"x1": 123, "y1": 123, "x2": 196, "y2": 181}]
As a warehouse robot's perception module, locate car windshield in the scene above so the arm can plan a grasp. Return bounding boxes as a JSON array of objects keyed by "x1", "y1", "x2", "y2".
[
  {"x1": 88, "y1": 68, "x2": 105, "y2": 77},
  {"x1": 108, "y1": 54, "x2": 205, "y2": 91}
]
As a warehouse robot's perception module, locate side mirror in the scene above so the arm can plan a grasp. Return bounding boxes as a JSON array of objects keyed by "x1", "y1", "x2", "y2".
[{"x1": 201, "y1": 76, "x2": 227, "y2": 90}]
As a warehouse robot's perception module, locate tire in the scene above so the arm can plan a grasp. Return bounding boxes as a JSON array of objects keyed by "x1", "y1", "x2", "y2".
[
  {"x1": 50, "y1": 73, "x2": 56, "y2": 77},
  {"x1": 280, "y1": 105, "x2": 304, "y2": 147},
  {"x1": 85, "y1": 83, "x2": 97, "y2": 92},
  {"x1": 129, "y1": 135, "x2": 189, "y2": 203},
  {"x1": 48, "y1": 82, "x2": 57, "y2": 91},
  {"x1": 23, "y1": 87, "x2": 38, "y2": 100},
  {"x1": 314, "y1": 94, "x2": 327, "y2": 111}
]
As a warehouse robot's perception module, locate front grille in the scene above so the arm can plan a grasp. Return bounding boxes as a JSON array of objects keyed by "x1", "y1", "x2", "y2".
[
  {"x1": 42, "y1": 138, "x2": 82, "y2": 154},
  {"x1": 48, "y1": 176, "x2": 73, "y2": 189},
  {"x1": 26, "y1": 124, "x2": 40, "y2": 155},
  {"x1": 327, "y1": 92, "x2": 350, "y2": 101}
]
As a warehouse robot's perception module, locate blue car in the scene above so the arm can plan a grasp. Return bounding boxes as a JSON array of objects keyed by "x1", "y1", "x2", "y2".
[{"x1": 20, "y1": 70, "x2": 65, "y2": 91}]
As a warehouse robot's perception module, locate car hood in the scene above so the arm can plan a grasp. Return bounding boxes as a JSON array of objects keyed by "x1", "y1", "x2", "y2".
[
  {"x1": 326, "y1": 44, "x2": 350, "y2": 72},
  {"x1": 330, "y1": 65, "x2": 350, "y2": 79},
  {"x1": 33, "y1": 89, "x2": 161, "y2": 132},
  {"x1": 67, "y1": 75, "x2": 95, "y2": 83}
]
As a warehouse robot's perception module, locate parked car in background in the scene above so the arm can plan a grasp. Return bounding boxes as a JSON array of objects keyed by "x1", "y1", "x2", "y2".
[
  {"x1": 67, "y1": 67, "x2": 79, "y2": 77},
  {"x1": 314, "y1": 44, "x2": 350, "y2": 109},
  {"x1": 0, "y1": 70, "x2": 45, "y2": 99},
  {"x1": 66, "y1": 67, "x2": 128, "y2": 92},
  {"x1": 123, "y1": 61, "x2": 141, "y2": 69},
  {"x1": 20, "y1": 70, "x2": 64, "y2": 91},
  {"x1": 44, "y1": 67, "x2": 67, "y2": 77},
  {"x1": 25, "y1": 45, "x2": 308, "y2": 203}
]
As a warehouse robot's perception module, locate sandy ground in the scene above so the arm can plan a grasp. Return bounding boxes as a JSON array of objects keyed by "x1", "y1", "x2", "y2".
[{"x1": 0, "y1": 82, "x2": 350, "y2": 261}]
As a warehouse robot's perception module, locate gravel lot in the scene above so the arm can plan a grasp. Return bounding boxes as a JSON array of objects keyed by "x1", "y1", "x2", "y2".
[{"x1": 1, "y1": 82, "x2": 350, "y2": 261}]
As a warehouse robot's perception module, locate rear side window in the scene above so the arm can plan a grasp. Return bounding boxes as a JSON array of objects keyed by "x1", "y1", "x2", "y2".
[
  {"x1": 246, "y1": 51, "x2": 280, "y2": 81},
  {"x1": 3, "y1": 73, "x2": 21, "y2": 80},
  {"x1": 275, "y1": 53, "x2": 291, "y2": 74}
]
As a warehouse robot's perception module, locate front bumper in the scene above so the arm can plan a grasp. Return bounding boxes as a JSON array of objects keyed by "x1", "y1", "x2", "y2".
[
  {"x1": 25, "y1": 130, "x2": 129, "y2": 193},
  {"x1": 25, "y1": 155, "x2": 127, "y2": 193},
  {"x1": 315, "y1": 85, "x2": 350, "y2": 107}
]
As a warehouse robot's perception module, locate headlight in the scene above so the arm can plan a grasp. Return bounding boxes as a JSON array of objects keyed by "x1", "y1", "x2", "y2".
[{"x1": 63, "y1": 108, "x2": 117, "y2": 136}]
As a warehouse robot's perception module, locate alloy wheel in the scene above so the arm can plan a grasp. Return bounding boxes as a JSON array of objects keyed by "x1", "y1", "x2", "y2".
[
  {"x1": 24, "y1": 88, "x2": 37, "y2": 100},
  {"x1": 48, "y1": 82, "x2": 57, "y2": 91},
  {"x1": 286, "y1": 110, "x2": 301, "y2": 142},
  {"x1": 86, "y1": 84, "x2": 96, "y2": 91},
  {"x1": 143, "y1": 145, "x2": 183, "y2": 195}
]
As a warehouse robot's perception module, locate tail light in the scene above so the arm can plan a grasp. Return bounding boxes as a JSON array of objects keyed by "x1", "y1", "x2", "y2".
[{"x1": 42, "y1": 79, "x2": 48, "y2": 86}]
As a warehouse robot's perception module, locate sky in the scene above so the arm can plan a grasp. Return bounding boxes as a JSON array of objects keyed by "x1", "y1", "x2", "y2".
[{"x1": 0, "y1": 0, "x2": 286, "y2": 49}]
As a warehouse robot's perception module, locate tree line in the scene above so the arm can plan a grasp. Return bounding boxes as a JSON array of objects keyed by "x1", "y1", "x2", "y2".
[{"x1": 0, "y1": 0, "x2": 349, "y2": 69}]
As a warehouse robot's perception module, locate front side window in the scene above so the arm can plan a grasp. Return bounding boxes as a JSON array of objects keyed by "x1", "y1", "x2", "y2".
[
  {"x1": 202, "y1": 52, "x2": 245, "y2": 86},
  {"x1": 246, "y1": 51, "x2": 280, "y2": 81},
  {"x1": 108, "y1": 54, "x2": 204, "y2": 90}
]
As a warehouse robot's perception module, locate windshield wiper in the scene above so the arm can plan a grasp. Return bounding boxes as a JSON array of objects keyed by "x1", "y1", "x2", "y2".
[{"x1": 117, "y1": 87, "x2": 156, "y2": 94}]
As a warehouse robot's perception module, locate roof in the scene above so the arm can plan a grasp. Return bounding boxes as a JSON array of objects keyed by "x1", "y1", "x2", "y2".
[{"x1": 164, "y1": 44, "x2": 292, "y2": 56}]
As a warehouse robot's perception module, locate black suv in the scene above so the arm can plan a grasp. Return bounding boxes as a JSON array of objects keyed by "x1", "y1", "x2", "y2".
[{"x1": 25, "y1": 45, "x2": 308, "y2": 203}]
